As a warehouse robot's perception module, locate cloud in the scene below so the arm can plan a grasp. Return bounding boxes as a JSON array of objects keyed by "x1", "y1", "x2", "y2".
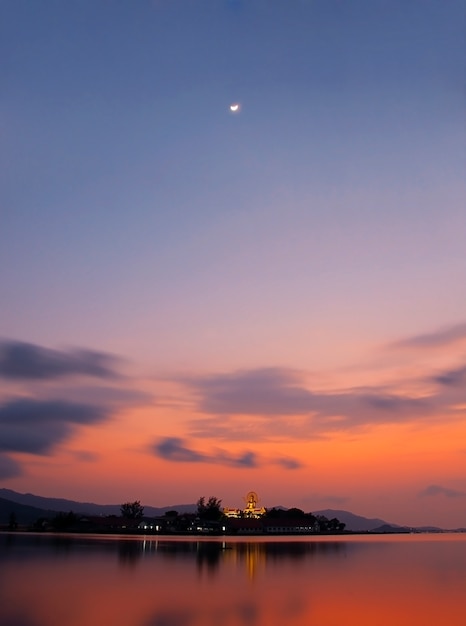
[
  {"x1": 0, "y1": 340, "x2": 120, "y2": 380},
  {"x1": 219, "y1": 449, "x2": 258, "y2": 468},
  {"x1": 0, "y1": 399, "x2": 108, "y2": 454},
  {"x1": 390, "y1": 322, "x2": 466, "y2": 350},
  {"x1": 275, "y1": 457, "x2": 304, "y2": 470},
  {"x1": 155, "y1": 437, "x2": 205, "y2": 463},
  {"x1": 433, "y1": 364, "x2": 466, "y2": 387},
  {"x1": 188, "y1": 368, "x2": 314, "y2": 416},
  {"x1": 153, "y1": 437, "x2": 300, "y2": 470},
  {"x1": 419, "y1": 484, "x2": 466, "y2": 498},
  {"x1": 71, "y1": 450, "x2": 100, "y2": 462},
  {"x1": 182, "y1": 368, "x2": 439, "y2": 442},
  {"x1": 0, "y1": 452, "x2": 22, "y2": 479},
  {"x1": 50, "y1": 385, "x2": 152, "y2": 408}
]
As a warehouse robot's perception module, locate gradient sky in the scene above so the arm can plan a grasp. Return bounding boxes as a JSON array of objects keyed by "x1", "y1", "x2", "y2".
[{"x1": 1, "y1": 0, "x2": 465, "y2": 528}]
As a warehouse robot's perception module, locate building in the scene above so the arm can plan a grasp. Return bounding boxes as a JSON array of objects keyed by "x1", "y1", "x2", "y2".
[{"x1": 223, "y1": 491, "x2": 266, "y2": 519}]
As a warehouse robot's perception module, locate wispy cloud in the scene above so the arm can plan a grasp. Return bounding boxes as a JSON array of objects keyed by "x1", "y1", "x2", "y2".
[
  {"x1": 71, "y1": 450, "x2": 100, "y2": 462},
  {"x1": 188, "y1": 368, "x2": 313, "y2": 416},
  {"x1": 152, "y1": 437, "x2": 301, "y2": 469},
  {"x1": 48, "y1": 385, "x2": 152, "y2": 408},
  {"x1": 432, "y1": 364, "x2": 466, "y2": 387},
  {"x1": 419, "y1": 484, "x2": 466, "y2": 498},
  {"x1": 0, "y1": 340, "x2": 121, "y2": 380},
  {"x1": 181, "y1": 367, "x2": 440, "y2": 442},
  {"x1": 275, "y1": 457, "x2": 303, "y2": 470},
  {"x1": 0, "y1": 399, "x2": 109, "y2": 455},
  {"x1": 389, "y1": 322, "x2": 466, "y2": 350}
]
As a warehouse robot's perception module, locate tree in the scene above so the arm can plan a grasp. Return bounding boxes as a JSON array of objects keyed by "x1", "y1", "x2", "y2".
[
  {"x1": 196, "y1": 496, "x2": 224, "y2": 521},
  {"x1": 51, "y1": 511, "x2": 78, "y2": 531},
  {"x1": 328, "y1": 517, "x2": 346, "y2": 532},
  {"x1": 120, "y1": 500, "x2": 144, "y2": 520},
  {"x1": 314, "y1": 514, "x2": 345, "y2": 532},
  {"x1": 286, "y1": 507, "x2": 305, "y2": 518},
  {"x1": 8, "y1": 511, "x2": 18, "y2": 530}
]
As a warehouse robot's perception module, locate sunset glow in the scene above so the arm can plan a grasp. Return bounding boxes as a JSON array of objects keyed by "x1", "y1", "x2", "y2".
[{"x1": 0, "y1": 0, "x2": 465, "y2": 529}]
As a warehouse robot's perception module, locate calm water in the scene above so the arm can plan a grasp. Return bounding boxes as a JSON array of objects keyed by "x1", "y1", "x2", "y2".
[{"x1": 1, "y1": 533, "x2": 465, "y2": 626}]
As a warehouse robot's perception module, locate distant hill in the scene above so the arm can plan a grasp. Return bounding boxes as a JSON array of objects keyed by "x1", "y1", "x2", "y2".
[
  {"x1": 0, "y1": 488, "x2": 196, "y2": 519},
  {"x1": 371, "y1": 523, "x2": 410, "y2": 533},
  {"x1": 311, "y1": 509, "x2": 398, "y2": 532},
  {"x1": 0, "y1": 497, "x2": 57, "y2": 526}
]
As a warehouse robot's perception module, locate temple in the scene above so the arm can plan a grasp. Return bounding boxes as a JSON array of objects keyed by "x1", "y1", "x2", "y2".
[{"x1": 223, "y1": 491, "x2": 266, "y2": 519}]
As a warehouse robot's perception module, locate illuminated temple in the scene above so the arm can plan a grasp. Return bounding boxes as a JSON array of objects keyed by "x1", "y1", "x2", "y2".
[{"x1": 223, "y1": 491, "x2": 266, "y2": 519}]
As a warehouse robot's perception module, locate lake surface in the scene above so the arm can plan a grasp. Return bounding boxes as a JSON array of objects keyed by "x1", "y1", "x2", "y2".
[{"x1": 1, "y1": 533, "x2": 465, "y2": 626}]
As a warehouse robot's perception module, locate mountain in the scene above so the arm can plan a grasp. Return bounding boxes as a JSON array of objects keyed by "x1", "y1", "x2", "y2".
[
  {"x1": 371, "y1": 523, "x2": 409, "y2": 533},
  {"x1": 0, "y1": 497, "x2": 58, "y2": 525},
  {"x1": 0, "y1": 488, "x2": 196, "y2": 519},
  {"x1": 1, "y1": 489, "x2": 449, "y2": 532},
  {"x1": 312, "y1": 509, "x2": 399, "y2": 532}
]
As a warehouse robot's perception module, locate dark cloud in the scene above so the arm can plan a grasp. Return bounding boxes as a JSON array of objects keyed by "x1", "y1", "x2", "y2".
[
  {"x1": 215, "y1": 448, "x2": 258, "y2": 468},
  {"x1": 153, "y1": 437, "x2": 299, "y2": 470},
  {"x1": 0, "y1": 399, "x2": 108, "y2": 454},
  {"x1": 390, "y1": 322, "x2": 466, "y2": 350},
  {"x1": 155, "y1": 437, "x2": 205, "y2": 463},
  {"x1": 275, "y1": 457, "x2": 304, "y2": 470},
  {"x1": 0, "y1": 340, "x2": 120, "y2": 380},
  {"x1": 230, "y1": 451, "x2": 257, "y2": 468},
  {"x1": 433, "y1": 364, "x2": 466, "y2": 387},
  {"x1": 362, "y1": 393, "x2": 430, "y2": 413},
  {"x1": 0, "y1": 453, "x2": 22, "y2": 478},
  {"x1": 419, "y1": 485, "x2": 466, "y2": 498}
]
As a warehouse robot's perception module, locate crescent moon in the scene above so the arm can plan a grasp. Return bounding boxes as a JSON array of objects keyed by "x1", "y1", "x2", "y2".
[{"x1": 229, "y1": 103, "x2": 240, "y2": 112}]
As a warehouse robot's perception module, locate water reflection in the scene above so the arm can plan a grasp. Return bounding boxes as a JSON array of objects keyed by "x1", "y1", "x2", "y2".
[
  {"x1": 1, "y1": 533, "x2": 465, "y2": 626},
  {"x1": 1, "y1": 533, "x2": 349, "y2": 572}
]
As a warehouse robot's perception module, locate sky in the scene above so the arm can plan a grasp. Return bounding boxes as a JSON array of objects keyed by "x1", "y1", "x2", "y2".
[{"x1": 0, "y1": 0, "x2": 465, "y2": 528}]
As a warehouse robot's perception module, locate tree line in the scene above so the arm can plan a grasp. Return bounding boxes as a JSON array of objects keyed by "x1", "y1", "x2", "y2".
[{"x1": 118, "y1": 497, "x2": 345, "y2": 531}]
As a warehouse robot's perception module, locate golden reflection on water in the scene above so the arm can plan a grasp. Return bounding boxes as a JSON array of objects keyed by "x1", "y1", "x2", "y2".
[{"x1": 0, "y1": 533, "x2": 465, "y2": 626}]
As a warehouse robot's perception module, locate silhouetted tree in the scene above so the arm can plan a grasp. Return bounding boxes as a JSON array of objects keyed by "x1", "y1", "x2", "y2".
[
  {"x1": 33, "y1": 517, "x2": 49, "y2": 531},
  {"x1": 8, "y1": 511, "x2": 18, "y2": 530},
  {"x1": 120, "y1": 501, "x2": 144, "y2": 520},
  {"x1": 314, "y1": 515, "x2": 344, "y2": 532},
  {"x1": 264, "y1": 507, "x2": 306, "y2": 519},
  {"x1": 51, "y1": 511, "x2": 79, "y2": 531},
  {"x1": 328, "y1": 517, "x2": 346, "y2": 531},
  {"x1": 196, "y1": 496, "x2": 224, "y2": 521},
  {"x1": 264, "y1": 507, "x2": 284, "y2": 519},
  {"x1": 286, "y1": 507, "x2": 306, "y2": 517}
]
